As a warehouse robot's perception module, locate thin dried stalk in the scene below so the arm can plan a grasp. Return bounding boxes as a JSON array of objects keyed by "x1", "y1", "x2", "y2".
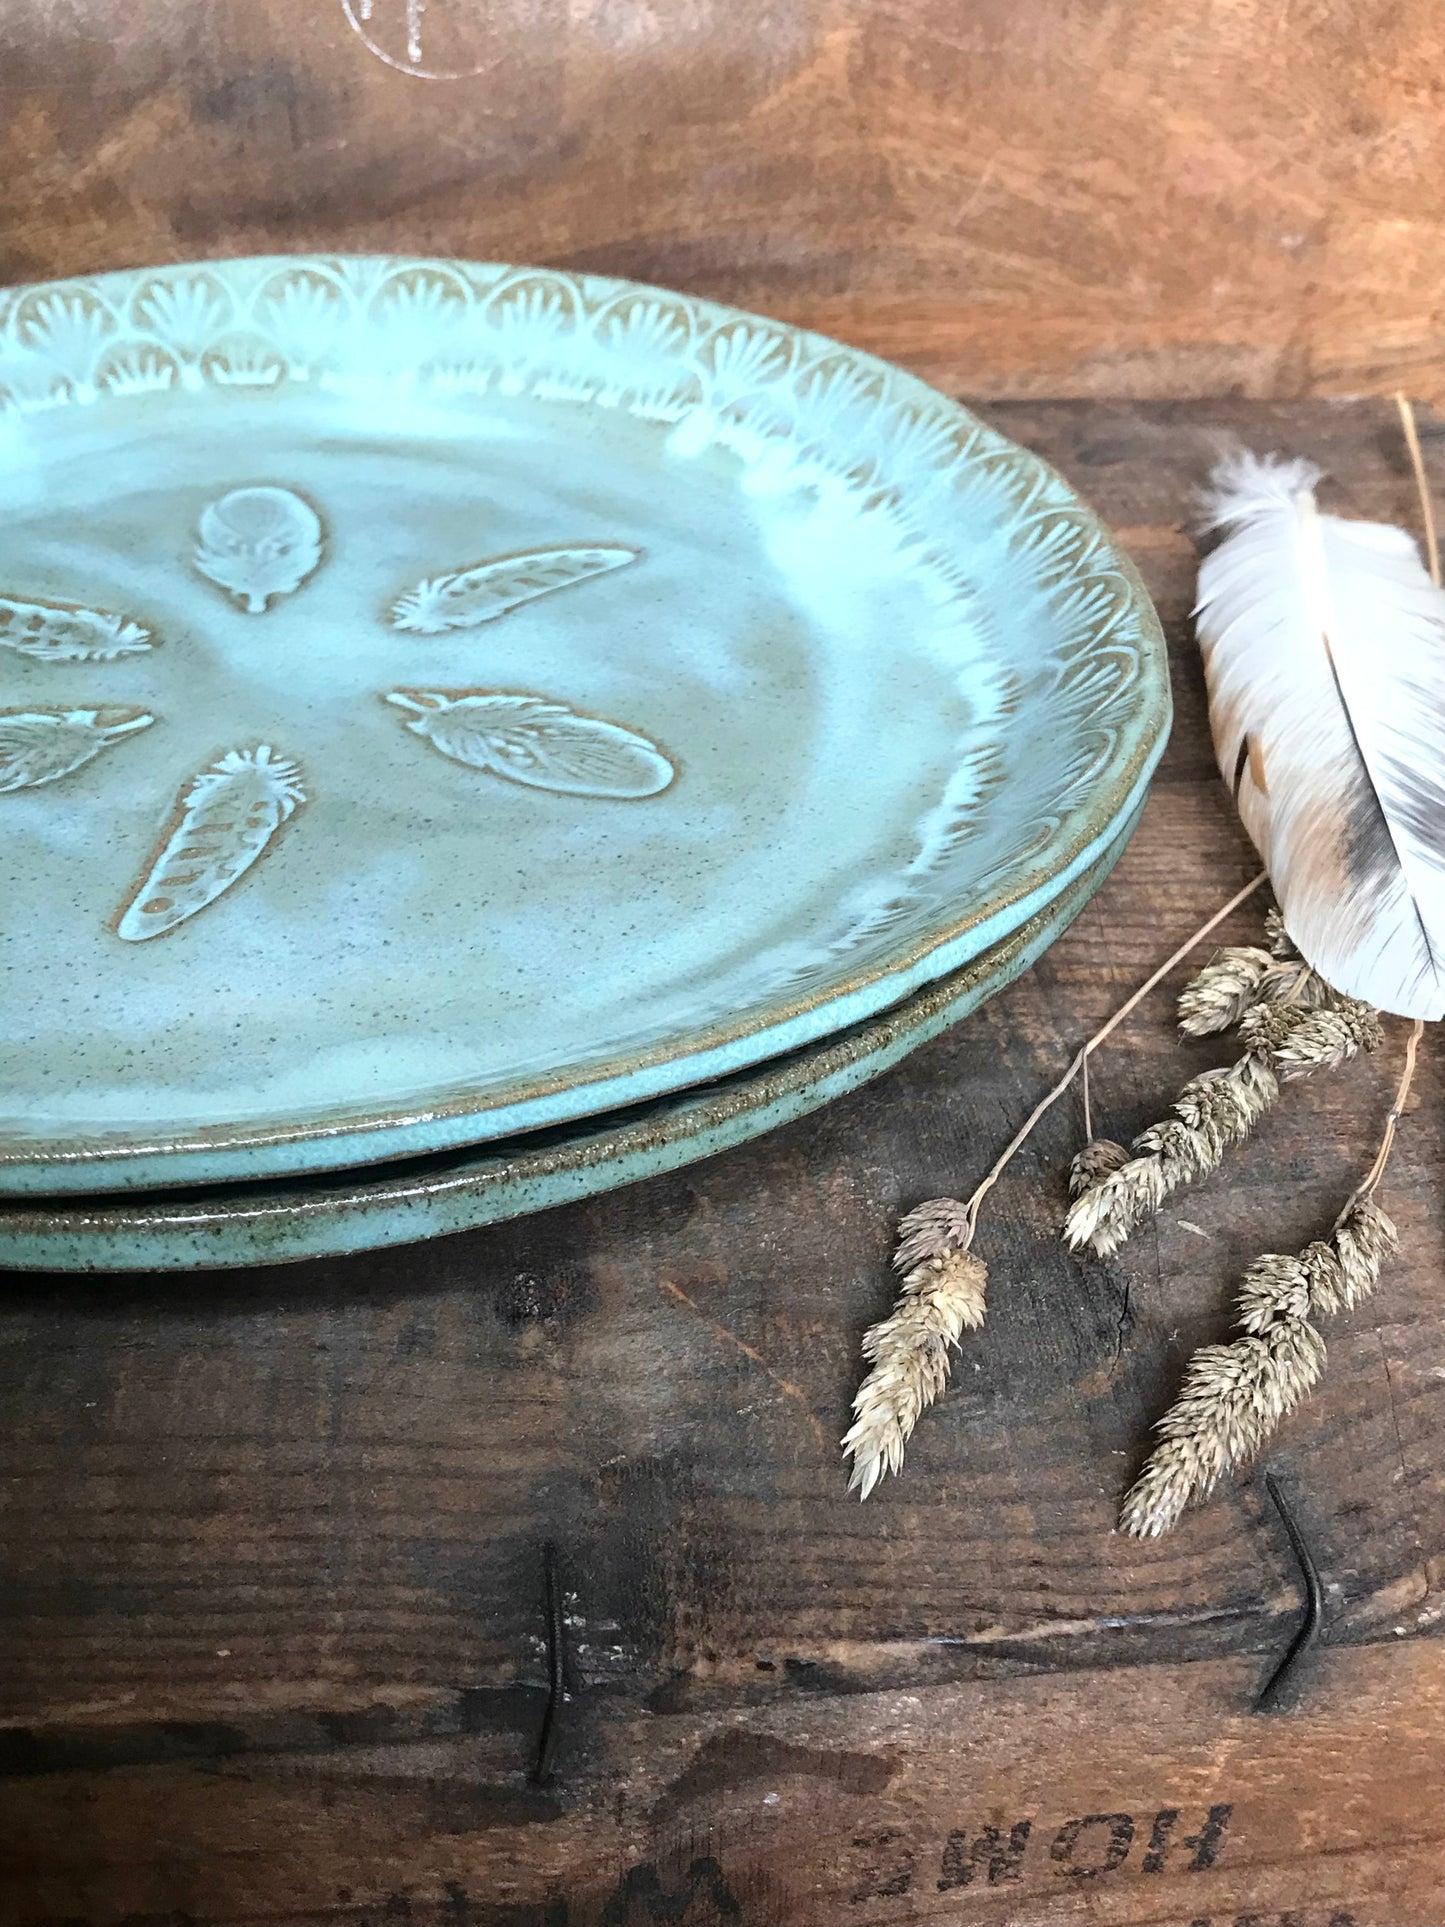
[
  {"x1": 844, "y1": 874, "x2": 1269, "y2": 1497},
  {"x1": 1397, "y1": 390, "x2": 1441, "y2": 586},
  {"x1": 1065, "y1": 999, "x2": 1382, "y2": 1258},
  {"x1": 1120, "y1": 1198, "x2": 1397, "y2": 1536},
  {"x1": 1342, "y1": 1018, "x2": 1425, "y2": 1210}
]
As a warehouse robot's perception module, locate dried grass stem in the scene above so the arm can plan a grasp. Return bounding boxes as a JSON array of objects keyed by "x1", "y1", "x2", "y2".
[
  {"x1": 1120, "y1": 1196, "x2": 1398, "y2": 1536},
  {"x1": 845, "y1": 873, "x2": 1269, "y2": 1496},
  {"x1": 1066, "y1": 992, "x2": 1382, "y2": 1258},
  {"x1": 964, "y1": 871, "x2": 1269, "y2": 1242}
]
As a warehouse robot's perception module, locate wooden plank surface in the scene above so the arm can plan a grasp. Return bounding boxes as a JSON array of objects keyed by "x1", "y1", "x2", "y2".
[
  {"x1": 3, "y1": 399, "x2": 1444, "y2": 1925},
  {"x1": 3, "y1": 2, "x2": 1445, "y2": 402}
]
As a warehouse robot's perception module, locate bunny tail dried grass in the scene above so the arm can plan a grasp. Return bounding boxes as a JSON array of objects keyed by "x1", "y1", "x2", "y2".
[
  {"x1": 1121, "y1": 1196, "x2": 1398, "y2": 1536},
  {"x1": 843, "y1": 1203, "x2": 986, "y2": 1499}
]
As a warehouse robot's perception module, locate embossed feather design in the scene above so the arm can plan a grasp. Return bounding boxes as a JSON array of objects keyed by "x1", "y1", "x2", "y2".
[
  {"x1": 117, "y1": 746, "x2": 306, "y2": 941},
  {"x1": 194, "y1": 487, "x2": 323, "y2": 614},
  {"x1": 385, "y1": 691, "x2": 674, "y2": 798},
  {"x1": 1197, "y1": 451, "x2": 1445, "y2": 1018},
  {"x1": 0, "y1": 594, "x2": 152, "y2": 660},
  {"x1": 0, "y1": 708, "x2": 154, "y2": 793},
  {"x1": 389, "y1": 546, "x2": 638, "y2": 634}
]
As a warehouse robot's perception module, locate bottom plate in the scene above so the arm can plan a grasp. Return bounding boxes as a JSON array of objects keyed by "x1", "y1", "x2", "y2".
[{"x1": 0, "y1": 809, "x2": 1138, "y2": 1273}]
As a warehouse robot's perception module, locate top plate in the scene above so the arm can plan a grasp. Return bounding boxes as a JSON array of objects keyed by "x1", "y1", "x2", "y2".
[{"x1": 0, "y1": 258, "x2": 1169, "y2": 1194}]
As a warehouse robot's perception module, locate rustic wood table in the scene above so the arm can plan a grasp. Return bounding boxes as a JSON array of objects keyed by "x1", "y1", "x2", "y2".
[{"x1": 4, "y1": 399, "x2": 1443, "y2": 1927}]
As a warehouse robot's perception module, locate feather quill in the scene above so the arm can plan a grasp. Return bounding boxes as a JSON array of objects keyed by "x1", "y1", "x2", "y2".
[{"x1": 1196, "y1": 451, "x2": 1445, "y2": 1019}]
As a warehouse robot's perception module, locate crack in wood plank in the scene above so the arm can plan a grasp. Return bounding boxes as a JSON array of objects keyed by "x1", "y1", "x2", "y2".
[
  {"x1": 1375, "y1": 1328, "x2": 1410, "y2": 1496},
  {"x1": 658, "y1": 1277, "x2": 831, "y2": 1453}
]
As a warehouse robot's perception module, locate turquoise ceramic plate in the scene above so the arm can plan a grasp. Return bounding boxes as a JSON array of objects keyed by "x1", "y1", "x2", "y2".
[
  {"x1": 0, "y1": 259, "x2": 1168, "y2": 1196},
  {"x1": 0, "y1": 809, "x2": 1134, "y2": 1270}
]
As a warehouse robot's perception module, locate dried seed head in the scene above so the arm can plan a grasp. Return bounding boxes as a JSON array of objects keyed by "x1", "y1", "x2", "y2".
[
  {"x1": 1237, "y1": 998, "x2": 1383, "y2": 1075},
  {"x1": 1119, "y1": 1318, "x2": 1326, "y2": 1536},
  {"x1": 1068, "y1": 1138, "x2": 1129, "y2": 1200},
  {"x1": 1236, "y1": 1253, "x2": 1313, "y2": 1333},
  {"x1": 1332, "y1": 1197, "x2": 1398, "y2": 1309},
  {"x1": 897, "y1": 1249, "x2": 989, "y2": 1330},
  {"x1": 1117, "y1": 1438, "x2": 1205, "y2": 1540},
  {"x1": 1121, "y1": 1190, "x2": 1400, "y2": 1533},
  {"x1": 1235, "y1": 1001, "x2": 1301, "y2": 1055},
  {"x1": 893, "y1": 1196, "x2": 972, "y2": 1275},
  {"x1": 1067, "y1": 1052, "x2": 1280, "y2": 1257},
  {"x1": 1063, "y1": 1150, "x2": 1167, "y2": 1256},
  {"x1": 1259, "y1": 957, "x2": 1333, "y2": 1011},
  {"x1": 1178, "y1": 945, "x2": 1274, "y2": 1036},
  {"x1": 1279, "y1": 1003, "x2": 1382, "y2": 1076},
  {"x1": 842, "y1": 1250, "x2": 987, "y2": 1499},
  {"x1": 1171, "y1": 1053, "x2": 1280, "y2": 1144},
  {"x1": 1265, "y1": 909, "x2": 1297, "y2": 959},
  {"x1": 1175, "y1": 913, "x2": 1341, "y2": 1039},
  {"x1": 1135, "y1": 1114, "x2": 1219, "y2": 1182},
  {"x1": 1298, "y1": 1238, "x2": 1349, "y2": 1316}
]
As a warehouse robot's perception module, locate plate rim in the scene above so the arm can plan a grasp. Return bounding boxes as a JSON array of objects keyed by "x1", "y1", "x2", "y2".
[
  {"x1": 0, "y1": 805, "x2": 1140, "y2": 1269},
  {"x1": 0, "y1": 254, "x2": 1171, "y2": 1191}
]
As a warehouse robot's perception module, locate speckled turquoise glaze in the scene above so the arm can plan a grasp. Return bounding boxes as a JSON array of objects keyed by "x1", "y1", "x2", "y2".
[
  {"x1": 0, "y1": 810, "x2": 1136, "y2": 1270},
  {"x1": 0, "y1": 259, "x2": 1169, "y2": 1196}
]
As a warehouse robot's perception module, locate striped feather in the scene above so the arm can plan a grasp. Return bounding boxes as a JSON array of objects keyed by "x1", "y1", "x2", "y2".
[
  {"x1": 117, "y1": 746, "x2": 305, "y2": 941},
  {"x1": 1197, "y1": 451, "x2": 1445, "y2": 1018}
]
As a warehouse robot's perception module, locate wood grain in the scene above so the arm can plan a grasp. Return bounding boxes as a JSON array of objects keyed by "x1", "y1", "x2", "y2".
[
  {"x1": 3, "y1": 3, "x2": 1445, "y2": 400},
  {"x1": 3, "y1": 400, "x2": 1444, "y2": 1923},
  {"x1": 10, "y1": 1641, "x2": 1445, "y2": 1924}
]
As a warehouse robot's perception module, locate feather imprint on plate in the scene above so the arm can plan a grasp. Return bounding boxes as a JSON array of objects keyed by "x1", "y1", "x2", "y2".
[
  {"x1": 385, "y1": 690, "x2": 674, "y2": 798},
  {"x1": 0, "y1": 708, "x2": 154, "y2": 793},
  {"x1": 0, "y1": 593, "x2": 153, "y2": 660},
  {"x1": 194, "y1": 486, "x2": 323, "y2": 614},
  {"x1": 116, "y1": 745, "x2": 306, "y2": 941},
  {"x1": 389, "y1": 545, "x2": 639, "y2": 634},
  {"x1": 1197, "y1": 451, "x2": 1445, "y2": 1018}
]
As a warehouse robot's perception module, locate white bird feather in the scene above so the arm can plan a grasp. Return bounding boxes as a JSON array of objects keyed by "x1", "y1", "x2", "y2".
[{"x1": 1196, "y1": 449, "x2": 1445, "y2": 1019}]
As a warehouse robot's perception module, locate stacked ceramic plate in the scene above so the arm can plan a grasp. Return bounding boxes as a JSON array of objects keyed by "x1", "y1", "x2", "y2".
[{"x1": 0, "y1": 259, "x2": 1169, "y2": 1270}]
